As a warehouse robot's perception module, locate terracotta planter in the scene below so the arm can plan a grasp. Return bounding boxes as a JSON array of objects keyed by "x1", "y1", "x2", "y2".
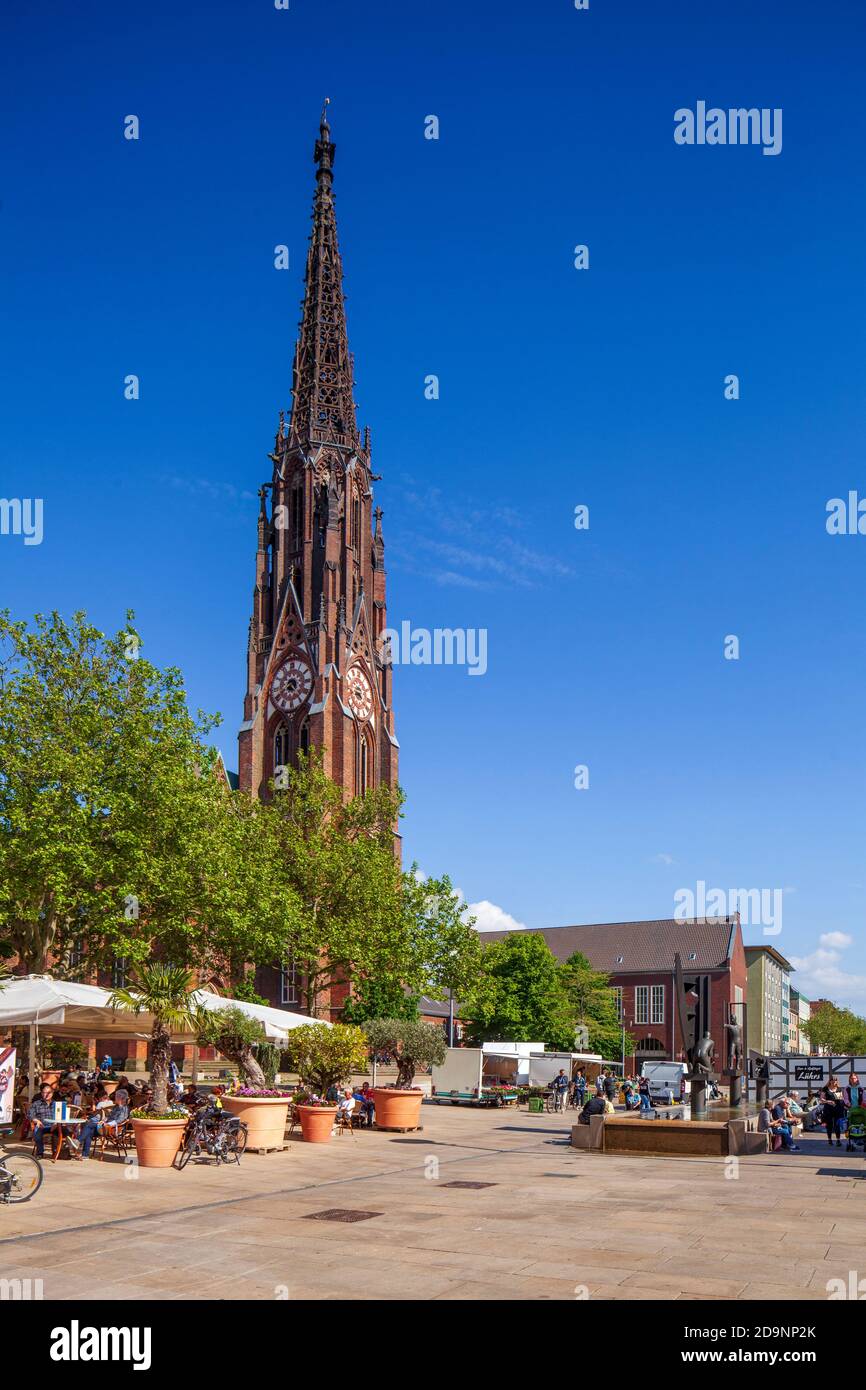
[
  {"x1": 371, "y1": 1088, "x2": 424, "y2": 1130},
  {"x1": 297, "y1": 1105, "x2": 338, "y2": 1143},
  {"x1": 132, "y1": 1117, "x2": 186, "y2": 1168},
  {"x1": 221, "y1": 1095, "x2": 290, "y2": 1150},
  {"x1": 40, "y1": 1070, "x2": 63, "y2": 1087}
]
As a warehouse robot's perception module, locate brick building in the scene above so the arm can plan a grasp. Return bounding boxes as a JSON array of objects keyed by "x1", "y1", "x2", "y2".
[
  {"x1": 234, "y1": 108, "x2": 399, "y2": 1016},
  {"x1": 483, "y1": 916, "x2": 748, "y2": 1064}
]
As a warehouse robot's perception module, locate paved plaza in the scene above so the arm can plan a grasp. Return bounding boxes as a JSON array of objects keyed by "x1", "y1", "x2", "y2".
[{"x1": 3, "y1": 1105, "x2": 865, "y2": 1301}]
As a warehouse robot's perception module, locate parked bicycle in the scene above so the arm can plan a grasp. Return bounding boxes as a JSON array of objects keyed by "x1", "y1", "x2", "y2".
[
  {"x1": 0, "y1": 1129, "x2": 43, "y2": 1202},
  {"x1": 175, "y1": 1100, "x2": 247, "y2": 1169}
]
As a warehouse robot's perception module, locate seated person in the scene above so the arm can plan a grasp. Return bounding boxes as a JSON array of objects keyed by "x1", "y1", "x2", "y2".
[
  {"x1": 80, "y1": 1089, "x2": 130, "y2": 1158},
  {"x1": 352, "y1": 1082, "x2": 375, "y2": 1127},
  {"x1": 181, "y1": 1084, "x2": 201, "y2": 1109},
  {"x1": 100, "y1": 1054, "x2": 113, "y2": 1075},
  {"x1": 337, "y1": 1089, "x2": 356, "y2": 1125},
  {"x1": 786, "y1": 1090, "x2": 804, "y2": 1116},
  {"x1": 579, "y1": 1092, "x2": 607, "y2": 1125},
  {"x1": 28, "y1": 1083, "x2": 59, "y2": 1157},
  {"x1": 758, "y1": 1103, "x2": 800, "y2": 1152}
]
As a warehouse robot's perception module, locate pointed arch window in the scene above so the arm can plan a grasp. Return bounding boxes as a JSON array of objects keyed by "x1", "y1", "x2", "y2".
[
  {"x1": 351, "y1": 491, "x2": 361, "y2": 551},
  {"x1": 355, "y1": 726, "x2": 370, "y2": 797},
  {"x1": 298, "y1": 719, "x2": 310, "y2": 758},
  {"x1": 274, "y1": 724, "x2": 291, "y2": 773},
  {"x1": 290, "y1": 477, "x2": 304, "y2": 550}
]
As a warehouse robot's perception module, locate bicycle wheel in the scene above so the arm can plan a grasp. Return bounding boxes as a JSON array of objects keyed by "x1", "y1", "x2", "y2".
[
  {"x1": 234, "y1": 1123, "x2": 248, "y2": 1161},
  {"x1": 1, "y1": 1152, "x2": 43, "y2": 1202},
  {"x1": 545, "y1": 1093, "x2": 556, "y2": 1113},
  {"x1": 174, "y1": 1133, "x2": 196, "y2": 1170}
]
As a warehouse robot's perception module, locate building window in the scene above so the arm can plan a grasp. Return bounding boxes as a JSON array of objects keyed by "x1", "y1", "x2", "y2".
[
  {"x1": 355, "y1": 728, "x2": 369, "y2": 796},
  {"x1": 274, "y1": 724, "x2": 291, "y2": 771},
  {"x1": 298, "y1": 720, "x2": 310, "y2": 758},
  {"x1": 291, "y1": 479, "x2": 303, "y2": 550},
  {"x1": 280, "y1": 960, "x2": 299, "y2": 1006},
  {"x1": 635, "y1": 985, "x2": 649, "y2": 1025},
  {"x1": 651, "y1": 984, "x2": 665, "y2": 1024},
  {"x1": 67, "y1": 940, "x2": 85, "y2": 981},
  {"x1": 612, "y1": 987, "x2": 623, "y2": 1022},
  {"x1": 351, "y1": 492, "x2": 361, "y2": 551},
  {"x1": 111, "y1": 958, "x2": 128, "y2": 990}
]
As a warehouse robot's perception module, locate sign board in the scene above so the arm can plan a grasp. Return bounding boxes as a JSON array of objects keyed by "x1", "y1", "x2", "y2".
[{"x1": 0, "y1": 1046, "x2": 16, "y2": 1126}]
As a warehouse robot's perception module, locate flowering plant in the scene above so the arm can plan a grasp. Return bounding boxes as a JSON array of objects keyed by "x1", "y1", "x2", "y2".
[
  {"x1": 131, "y1": 1106, "x2": 187, "y2": 1120},
  {"x1": 232, "y1": 1087, "x2": 291, "y2": 1099}
]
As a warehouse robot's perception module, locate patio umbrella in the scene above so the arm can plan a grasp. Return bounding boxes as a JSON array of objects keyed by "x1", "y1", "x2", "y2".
[{"x1": 0, "y1": 975, "x2": 329, "y2": 1097}]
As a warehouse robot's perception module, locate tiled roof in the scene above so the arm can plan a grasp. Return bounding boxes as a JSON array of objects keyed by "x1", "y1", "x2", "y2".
[{"x1": 480, "y1": 918, "x2": 738, "y2": 974}]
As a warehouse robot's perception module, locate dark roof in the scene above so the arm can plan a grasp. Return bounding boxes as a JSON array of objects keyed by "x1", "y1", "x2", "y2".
[
  {"x1": 480, "y1": 918, "x2": 739, "y2": 974},
  {"x1": 744, "y1": 944, "x2": 793, "y2": 972}
]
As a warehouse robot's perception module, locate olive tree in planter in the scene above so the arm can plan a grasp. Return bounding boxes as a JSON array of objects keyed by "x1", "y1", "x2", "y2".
[
  {"x1": 282, "y1": 1023, "x2": 368, "y2": 1143},
  {"x1": 364, "y1": 1018, "x2": 448, "y2": 1131},
  {"x1": 108, "y1": 963, "x2": 197, "y2": 1167},
  {"x1": 195, "y1": 1005, "x2": 292, "y2": 1151}
]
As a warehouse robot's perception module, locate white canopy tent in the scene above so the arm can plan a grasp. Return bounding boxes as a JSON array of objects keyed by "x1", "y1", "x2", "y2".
[{"x1": 0, "y1": 975, "x2": 328, "y2": 1098}]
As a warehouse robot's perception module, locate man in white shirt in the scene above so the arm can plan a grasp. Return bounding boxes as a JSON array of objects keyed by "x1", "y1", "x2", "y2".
[{"x1": 337, "y1": 1089, "x2": 356, "y2": 1127}]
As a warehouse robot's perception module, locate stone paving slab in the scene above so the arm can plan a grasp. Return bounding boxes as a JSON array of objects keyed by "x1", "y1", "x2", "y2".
[{"x1": 0, "y1": 1106, "x2": 863, "y2": 1300}]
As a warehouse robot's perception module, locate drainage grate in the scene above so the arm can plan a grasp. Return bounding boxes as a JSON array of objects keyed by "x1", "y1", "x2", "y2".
[
  {"x1": 303, "y1": 1209, "x2": 383, "y2": 1223},
  {"x1": 440, "y1": 1180, "x2": 497, "y2": 1189}
]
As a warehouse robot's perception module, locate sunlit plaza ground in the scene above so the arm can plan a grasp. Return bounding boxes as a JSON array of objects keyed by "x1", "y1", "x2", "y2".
[{"x1": 3, "y1": 1103, "x2": 865, "y2": 1302}]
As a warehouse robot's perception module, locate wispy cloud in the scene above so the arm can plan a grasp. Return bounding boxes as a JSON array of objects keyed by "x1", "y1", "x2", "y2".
[{"x1": 789, "y1": 934, "x2": 866, "y2": 1012}]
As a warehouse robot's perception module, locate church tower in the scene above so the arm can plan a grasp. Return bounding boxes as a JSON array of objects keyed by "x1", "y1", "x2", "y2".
[{"x1": 238, "y1": 105, "x2": 399, "y2": 812}]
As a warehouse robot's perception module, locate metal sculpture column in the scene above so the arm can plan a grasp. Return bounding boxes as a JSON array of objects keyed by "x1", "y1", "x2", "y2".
[
  {"x1": 723, "y1": 1005, "x2": 744, "y2": 1107},
  {"x1": 674, "y1": 952, "x2": 717, "y2": 1119}
]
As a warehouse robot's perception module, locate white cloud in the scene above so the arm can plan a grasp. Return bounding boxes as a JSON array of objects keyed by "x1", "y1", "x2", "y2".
[
  {"x1": 465, "y1": 899, "x2": 528, "y2": 934},
  {"x1": 820, "y1": 931, "x2": 853, "y2": 949},
  {"x1": 789, "y1": 940, "x2": 866, "y2": 1013},
  {"x1": 651, "y1": 853, "x2": 675, "y2": 866}
]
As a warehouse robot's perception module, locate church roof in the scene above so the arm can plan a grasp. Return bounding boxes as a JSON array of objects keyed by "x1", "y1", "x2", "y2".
[{"x1": 480, "y1": 918, "x2": 740, "y2": 974}]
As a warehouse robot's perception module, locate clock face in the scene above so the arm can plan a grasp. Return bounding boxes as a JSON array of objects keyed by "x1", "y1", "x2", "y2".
[
  {"x1": 346, "y1": 666, "x2": 373, "y2": 721},
  {"x1": 271, "y1": 657, "x2": 313, "y2": 713}
]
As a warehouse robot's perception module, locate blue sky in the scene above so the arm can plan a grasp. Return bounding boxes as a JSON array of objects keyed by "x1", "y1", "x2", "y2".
[{"x1": 2, "y1": 0, "x2": 865, "y2": 1008}]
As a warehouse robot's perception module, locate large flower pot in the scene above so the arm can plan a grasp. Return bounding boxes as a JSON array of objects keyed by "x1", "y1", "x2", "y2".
[
  {"x1": 40, "y1": 1070, "x2": 63, "y2": 1087},
  {"x1": 221, "y1": 1095, "x2": 290, "y2": 1151},
  {"x1": 132, "y1": 1118, "x2": 186, "y2": 1168},
  {"x1": 371, "y1": 1088, "x2": 424, "y2": 1131},
  {"x1": 297, "y1": 1105, "x2": 338, "y2": 1143}
]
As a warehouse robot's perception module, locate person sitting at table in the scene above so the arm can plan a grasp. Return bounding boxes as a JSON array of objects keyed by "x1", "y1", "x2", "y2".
[
  {"x1": 80, "y1": 1088, "x2": 130, "y2": 1159},
  {"x1": 356, "y1": 1081, "x2": 375, "y2": 1127},
  {"x1": 181, "y1": 1083, "x2": 201, "y2": 1109},
  {"x1": 337, "y1": 1089, "x2": 356, "y2": 1127},
  {"x1": 28, "y1": 1083, "x2": 60, "y2": 1158},
  {"x1": 90, "y1": 1084, "x2": 111, "y2": 1114}
]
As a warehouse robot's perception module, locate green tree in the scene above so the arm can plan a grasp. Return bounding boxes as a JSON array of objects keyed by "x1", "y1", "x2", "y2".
[
  {"x1": 282, "y1": 1022, "x2": 369, "y2": 1095},
  {"x1": 462, "y1": 932, "x2": 575, "y2": 1051},
  {"x1": 800, "y1": 1001, "x2": 866, "y2": 1054},
  {"x1": 0, "y1": 609, "x2": 301, "y2": 985},
  {"x1": 108, "y1": 963, "x2": 199, "y2": 1114},
  {"x1": 194, "y1": 1004, "x2": 268, "y2": 1088},
  {"x1": 268, "y1": 753, "x2": 480, "y2": 1016},
  {"x1": 560, "y1": 951, "x2": 632, "y2": 1059},
  {"x1": 342, "y1": 981, "x2": 420, "y2": 1025},
  {"x1": 364, "y1": 1017, "x2": 448, "y2": 1089}
]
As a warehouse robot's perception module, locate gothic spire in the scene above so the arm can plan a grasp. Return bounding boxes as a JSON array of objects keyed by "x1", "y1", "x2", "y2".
[{"x1": 287, "y1": 101, "x2": 359, "y2": 452}]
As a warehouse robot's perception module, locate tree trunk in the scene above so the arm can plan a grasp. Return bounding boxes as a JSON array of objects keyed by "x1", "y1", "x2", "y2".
[
  {"x1": 237, "y1": 1045, "x2": 266, "y2": 1088},
  {"x1": 396, "y1": 1057, "x2": 416, "y2": 1089},
  {"x1": 150, "y1": 1020, "x2": 171, "y2": 1114}
]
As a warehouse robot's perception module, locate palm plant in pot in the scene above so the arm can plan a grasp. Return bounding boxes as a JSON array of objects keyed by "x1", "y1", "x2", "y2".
[
  {"x1": 108, "y1": 962, "x2": 197, "y2": 1167},
  {"x1": 281, "y1": 1023, "x2": 368, "y2": 1143},
  {"x1": 195, "y1": 1005, "x2": 291, "y2": 1151},
  {"x1": 364, "y1": 1018, "x2": 447, "y2": 1131}
]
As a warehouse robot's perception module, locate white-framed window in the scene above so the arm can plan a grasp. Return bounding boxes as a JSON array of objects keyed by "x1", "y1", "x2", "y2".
[
  {"x1": 651, "y1": 984, "x2": 665, "y2": 1024},
  {"x1": 280, "y1": 960, "x2": 299, "y2": 1006},
  {"x1": 635, "y1": 985, "x2": 649, "y2": 1025},
  {"x1": 612, "y1": 987, "x2": 623, "y2": 1022}
]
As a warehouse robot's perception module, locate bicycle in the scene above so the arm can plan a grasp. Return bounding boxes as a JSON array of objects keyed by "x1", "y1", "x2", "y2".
[
  {"x1": 0, "y1": 1130, "x2": 43, "y2": 1202},
  {"x1": 175, "y1": 1103, "x2": 247, "y2": 1169},
  {"x1": 546, "y1": 1089, "x2": 568, "y2": 1114}
]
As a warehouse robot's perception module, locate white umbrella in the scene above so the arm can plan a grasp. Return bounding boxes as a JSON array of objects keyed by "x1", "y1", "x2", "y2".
[{"x1": 0, "y1": 975, "x2": 329, "y2": 1097}]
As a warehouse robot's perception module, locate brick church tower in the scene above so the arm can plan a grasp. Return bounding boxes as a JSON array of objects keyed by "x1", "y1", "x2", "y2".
[{"x1": 238, "y1": 105, "x2": 399, "y2": 817}]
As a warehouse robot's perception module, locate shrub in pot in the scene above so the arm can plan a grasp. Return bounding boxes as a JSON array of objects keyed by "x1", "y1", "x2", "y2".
[
  {"x1": 281, "y1": 1023, "x2": 368, "y2": 1143},
  {"x1": 109, "y1": 963, "x2": 198, "y2": 1167},
  {"x1": 364, "y1": 1019, "x2": 447, "y2": 1129}
]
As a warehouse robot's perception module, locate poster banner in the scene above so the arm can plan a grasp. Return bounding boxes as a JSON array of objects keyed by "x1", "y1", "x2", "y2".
[{"x1": 0, "y1": 1046, "x2": 16, "y2": 1125}]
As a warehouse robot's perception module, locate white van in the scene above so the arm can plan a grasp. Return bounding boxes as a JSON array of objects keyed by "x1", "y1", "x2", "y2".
[{"x1": 641, "y1": 1061, "x2": 688, "y2": 1102}]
